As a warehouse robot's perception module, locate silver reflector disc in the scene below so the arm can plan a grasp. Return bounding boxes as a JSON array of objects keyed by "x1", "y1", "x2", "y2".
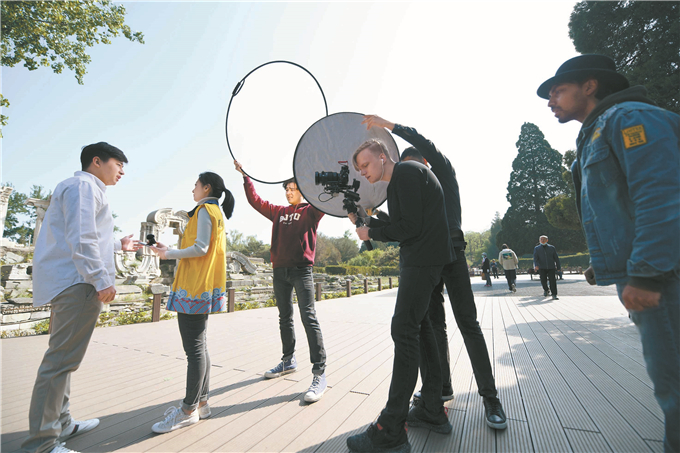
[{"x1": 293, "y1": 112, "x2": 399, "y2": 217}]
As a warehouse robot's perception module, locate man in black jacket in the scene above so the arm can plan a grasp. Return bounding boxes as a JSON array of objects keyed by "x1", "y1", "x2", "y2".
[
  {"x1": 358, "y1": 115, "x2": 507, "y2": 431},
  {"x1": 533, "y1": 235, "x2": 561, "y2": 300},
  {"x1": 346, "y1": 136, "x2": 454, "y2": 453}
]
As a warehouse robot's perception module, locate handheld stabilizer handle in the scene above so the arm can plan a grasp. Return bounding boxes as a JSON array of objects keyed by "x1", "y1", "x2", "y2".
[
  {"x1": 354, "y1": 216, "x2": 373, "y2": 252},
  {"x1": 342, "y1": 198, "x2": 373, "y2": 251}
]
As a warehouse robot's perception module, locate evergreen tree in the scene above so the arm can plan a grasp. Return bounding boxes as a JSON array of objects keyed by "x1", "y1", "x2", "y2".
[
  {"x1": 569, "y1": 1, "x2": 679, "y2": 114},
  {"x1": 329, "y1": 231, "x2": 359, "y2": 263},
  {"x1": 487, "y1": 211, "x2": 503, "y2": 256},
  {"x1": 545, "y1": 150, "x2": 583, "y2": 231},
  {"x1": 497, "y1": 123, "x2": 586, "y2": 255}
]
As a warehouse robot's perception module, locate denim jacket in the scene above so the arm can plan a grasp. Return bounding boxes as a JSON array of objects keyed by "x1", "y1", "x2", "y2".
[{"x1": 572, "y1": 86, "x2": 680, "y2": 290}]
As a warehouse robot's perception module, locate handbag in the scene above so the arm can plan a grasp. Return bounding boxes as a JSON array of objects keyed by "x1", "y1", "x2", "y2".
[{"x1": 481, "y1": 272, "x2": 487, "y2": 280}]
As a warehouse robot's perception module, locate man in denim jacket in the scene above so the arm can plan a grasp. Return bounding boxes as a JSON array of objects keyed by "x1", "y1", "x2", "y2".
[{"x1": 538, "y1": 54, "x2": 679, "y2": 453}]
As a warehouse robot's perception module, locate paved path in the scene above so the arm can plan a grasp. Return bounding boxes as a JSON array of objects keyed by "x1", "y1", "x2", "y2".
[{"x1": 1, "y1": 275, "x2": 663, "y2": 452}]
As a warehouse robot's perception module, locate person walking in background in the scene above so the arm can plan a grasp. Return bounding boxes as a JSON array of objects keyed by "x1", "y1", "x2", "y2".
[
  {"x1": 148, "y1": 172, "x2": 234, "y2": 433},
  {"x1": 491, "y1": 260, "x2": 499, "y2": 279},
  {"x1": 539, "y1": 53, "x2": 679, "y2": 451},
  {"x1": 534, "y1": 235, "x2": 561, "y2": 299},
  {"x1": 481, "y1": 253, "x2": 492, "y2": 287},
  {"x1": 499, "y1": 244, "x2": 519, "y2": 292},
  {"x1": 235, "y1": 160, "x2": 328, "y2": 404},
  {"x1": 22, "y1": 143, "x2": 140, "y2": 453}
]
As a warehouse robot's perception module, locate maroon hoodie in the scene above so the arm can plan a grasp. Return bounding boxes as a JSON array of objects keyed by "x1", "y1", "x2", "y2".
[{"x1": 243, "y1": 177, "x2": 324, "y2": 268}]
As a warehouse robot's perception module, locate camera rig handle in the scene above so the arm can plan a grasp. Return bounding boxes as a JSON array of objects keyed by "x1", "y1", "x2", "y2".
[{"x1": 343, "y1": 198, "x2": 373, "y2": 251}]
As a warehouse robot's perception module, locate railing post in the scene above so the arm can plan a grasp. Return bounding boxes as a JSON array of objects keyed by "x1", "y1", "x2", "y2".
[
  {"x1": 228, "y1": 288, "x2": 235, "y2": 312},
  {"x1": 378, "y1": 278, "x2": 382, "y2": 291},
  {"x1": 389, "y1": 277, "x2": 393, "y2": 289},
  {"x1": 364, "y1": 278, "x2": 368, "y2": 294},
  {"x1": 152, "y1": 294, "x2": 162, "y2": 322},
  {"x1": 346, "y1": 280, "x2": 351, "y2": 298},
  {"x1": 316, "y1": 282, "x2": 322, "y2": 301}
]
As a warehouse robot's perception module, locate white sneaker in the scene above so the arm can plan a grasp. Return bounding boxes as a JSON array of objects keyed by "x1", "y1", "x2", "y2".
[
  {"x1": 304, "y1": 373, "x2": 327, "y2": 403},
  {"x1": 151, "y1": 406, "x2": 199, "y2": 433},
  {"x1": 58, "y1": 418, "x2": 99, "y2": 441},
  {"x1": 50, "y1": 442, "x2": 79, "y2": 453},
  {"x1": 198, "y1": 403, "x2": 211, "y2": 419}
]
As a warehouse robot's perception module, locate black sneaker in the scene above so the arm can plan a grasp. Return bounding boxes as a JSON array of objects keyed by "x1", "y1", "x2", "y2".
[
  {"x1": 483, "y1": 397, "x2": 507, "y2": 429},
  {"x1": 347, "y1": 423, "x2": 411, "y2": 453},
  {"x1": 406, "y1": 404, "x2": 452, "y2": 434},
  {"x1": 543, "y1": 290, "x2": 549, "y2": 297},
  {"x1": 552, "y1": 295, "x2": 559, "y2": 300}
]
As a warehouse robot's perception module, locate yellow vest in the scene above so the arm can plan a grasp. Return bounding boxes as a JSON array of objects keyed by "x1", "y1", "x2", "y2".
[{"x1": 166, "y1": 203, "x2": 226, "y2": 314}]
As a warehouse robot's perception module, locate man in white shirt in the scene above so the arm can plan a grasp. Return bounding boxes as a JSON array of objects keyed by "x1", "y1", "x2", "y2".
[{"x1": 22, "y1": 142, "x2": 139, "y2": 453}]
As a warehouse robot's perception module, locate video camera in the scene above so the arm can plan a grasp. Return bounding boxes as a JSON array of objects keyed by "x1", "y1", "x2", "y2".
[{"x1": 315, "y1": 161, "x2": 373, "y2": 251}]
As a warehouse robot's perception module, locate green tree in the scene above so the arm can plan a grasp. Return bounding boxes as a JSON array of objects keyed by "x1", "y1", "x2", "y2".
[
  {"x1": 225, "y1": 230, "x2": 271, "y2": 262},
  {"x1": 375, "y1": 246, "x2": 399, "y2": 267},
  {"x1": 3, "y1": 184, "x2": 50, "y2": 244},
  {"x1": 497, "y1": 123, "x2": 586, "y2": 255},
  {"x1": 1, "y1": 0, "x2": 145, "y2": 134},
  {"x1": 464, "y1": 230, "x2": 491, "y2": 267},
  {"x1": 569, "y1": 1, "x2": 679, "y2": 114},
  {"x1": 487, "y1": 211, "x2": 502, "y2": 256},
  {"x1": 315, "y1": 233, "x2": 342, "y2": 267},
  {"x1": 544, "y1": 150, "x2": 582, "y2": 231},
  {"x1": 3, "y1": 183, "x2": 29, "y2": 242},
  {"x1": 329, "y1": 231, "x2": 359, "y2": 263}
]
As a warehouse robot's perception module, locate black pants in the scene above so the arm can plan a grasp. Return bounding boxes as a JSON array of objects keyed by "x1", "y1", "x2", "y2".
[
  {"x1": 505, "y1": 269, "x2": 517, "y2": 290},
  {"x1": 377, "y1": 265, "x2": 444, "y2": 440},
  {"x1": 177, "y1": 313, "x2": 210, "y2": 411},
  {"x1": 273, "y1": 266, "x2": 326, "y2": 375},
  {"x1": 420, "y1": 249, "x2": 498, "y2": 399},
  {"x1": 539, "y1": 269, "x2": 558, "y2": 296}
]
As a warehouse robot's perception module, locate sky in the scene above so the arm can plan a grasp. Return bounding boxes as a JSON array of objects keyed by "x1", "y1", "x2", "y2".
[{"x1": 2, "y1": 1, "x2": 584, "y2": 247}]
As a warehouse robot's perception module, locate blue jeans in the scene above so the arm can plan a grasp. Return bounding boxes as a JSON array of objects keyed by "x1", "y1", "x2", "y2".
[
  {"x1": 273, "y1": 266, "x2": 326, "y2": 375},
  {"x1": 617, "y1": 272, "x2": 680, "y2": 453}
]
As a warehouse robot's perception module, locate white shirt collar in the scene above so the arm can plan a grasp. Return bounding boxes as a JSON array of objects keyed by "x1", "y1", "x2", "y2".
[{"x1": 74, "y1": 171, "x2": 107, "y2": 192}]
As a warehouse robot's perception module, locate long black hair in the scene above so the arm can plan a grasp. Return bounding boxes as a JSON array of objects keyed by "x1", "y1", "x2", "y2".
[{"x1": 198, "y1": 171, "x2": 234, "y2": 219}]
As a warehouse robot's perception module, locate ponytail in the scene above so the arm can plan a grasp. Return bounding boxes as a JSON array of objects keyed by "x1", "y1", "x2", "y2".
[{"x1": 198, "y1": 171, "x2": 234, "y2": 219}]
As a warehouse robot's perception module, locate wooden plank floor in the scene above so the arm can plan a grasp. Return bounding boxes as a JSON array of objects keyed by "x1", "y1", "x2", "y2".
[{"x1": 1, "y1": 275, "x2": 664, "y2": 452}]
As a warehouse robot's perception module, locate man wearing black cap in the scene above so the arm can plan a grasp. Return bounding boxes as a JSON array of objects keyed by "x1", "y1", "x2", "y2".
[{"x1": 538, "y1": 54, "x2": 679, "y2": 453}]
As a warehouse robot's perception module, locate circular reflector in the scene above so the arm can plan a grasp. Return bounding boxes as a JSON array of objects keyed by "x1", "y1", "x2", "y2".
[
  {"x1": 225, "y1": 61, "x2": 328, "y2": 184},
  {"x1": 293, "y1": 112, "x2": 399, "y2": 218}
]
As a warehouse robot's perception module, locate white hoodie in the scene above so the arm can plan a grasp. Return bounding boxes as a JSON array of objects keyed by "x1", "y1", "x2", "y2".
[{"x1": 498, "y1": 248, "x2": 519, "y2": 270}]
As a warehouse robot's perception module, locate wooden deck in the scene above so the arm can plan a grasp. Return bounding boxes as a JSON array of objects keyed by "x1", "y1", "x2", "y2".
[{"x1": 1, "y1": 275, "x2": 664, "y2": 452}]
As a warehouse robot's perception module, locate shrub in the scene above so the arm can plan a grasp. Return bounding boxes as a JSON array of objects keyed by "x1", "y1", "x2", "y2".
[
  {"x1": 326, "y1": 266, "x2": 347, "y2": 275},
  {"x1": 33, "y1": 320, "x2": 50, "y2": 335}
]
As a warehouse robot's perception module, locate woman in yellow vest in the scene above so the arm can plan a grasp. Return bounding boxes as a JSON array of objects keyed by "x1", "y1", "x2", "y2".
[{"x1": 147, "y1": 171, "x2": 234, "y2": 433}]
